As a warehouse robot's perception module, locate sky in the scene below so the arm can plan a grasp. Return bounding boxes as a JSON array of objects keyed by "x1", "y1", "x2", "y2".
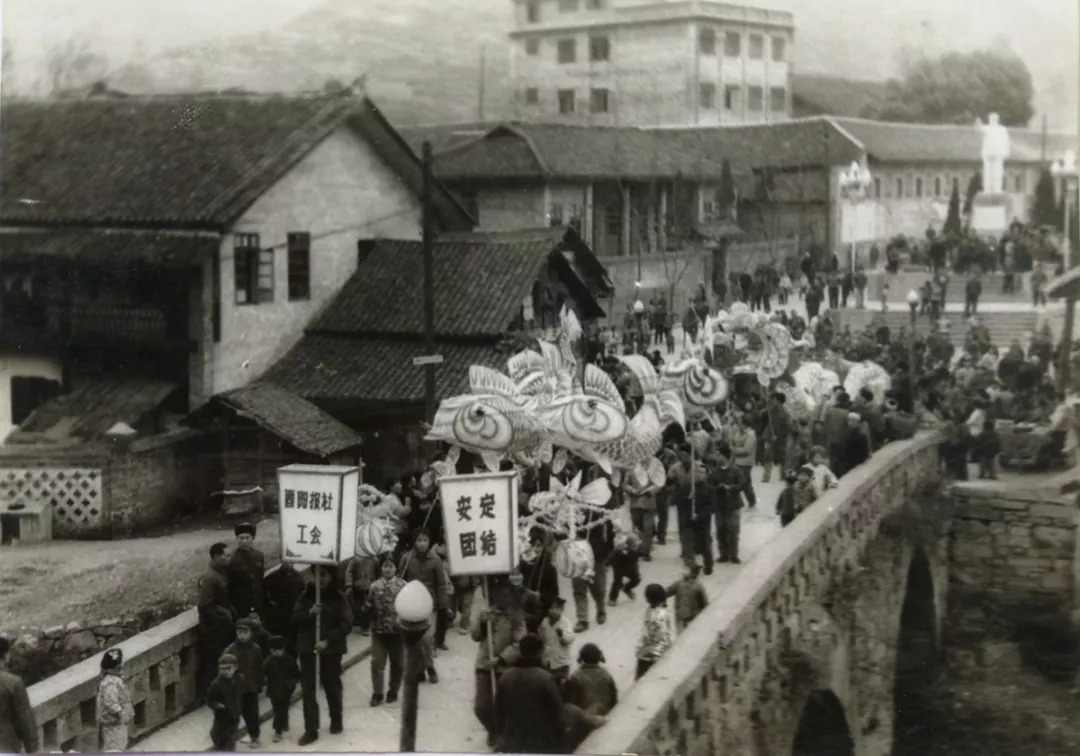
[{"x1": 2, "y1": 0, "x2": 1077, "y2": 130}]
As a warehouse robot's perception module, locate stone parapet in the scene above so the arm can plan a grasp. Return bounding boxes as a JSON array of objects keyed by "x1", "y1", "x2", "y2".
[{"x1": 578, "y1": 433, "x2": 943, "y2": 756}]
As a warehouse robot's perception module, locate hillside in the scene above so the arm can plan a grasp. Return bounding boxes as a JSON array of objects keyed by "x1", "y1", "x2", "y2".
[
  {"x1": 104, "y1": 0, "x2": 1076, "y2": 130},
  {"x1": 108, "y1": 0, "x2": 515, "y2": 126}
]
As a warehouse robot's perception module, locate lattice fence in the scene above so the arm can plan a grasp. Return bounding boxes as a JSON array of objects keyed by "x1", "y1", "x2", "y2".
[{"x1": 0, "y1": 467, "x2": 104, "y2": 535}]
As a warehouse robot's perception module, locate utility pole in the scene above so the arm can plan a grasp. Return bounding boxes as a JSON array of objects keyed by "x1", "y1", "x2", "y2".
[
  {"x1": 421, "y1": 141, "x2": 437, "y2": 423},
  {"x1": 823, "y1": 120, "x2": 832, "y2": 263},
  {"x1": 478, "y1": 46, "x2": 487, "y2": 121}
]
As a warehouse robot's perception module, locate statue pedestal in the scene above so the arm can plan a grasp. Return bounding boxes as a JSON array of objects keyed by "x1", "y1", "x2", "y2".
[{"x1": 971, "y1": 194, "x2": 1010, "y2": 238}]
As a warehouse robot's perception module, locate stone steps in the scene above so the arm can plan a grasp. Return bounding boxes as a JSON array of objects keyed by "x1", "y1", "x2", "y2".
[
  {"x1": 864, "y1": 270, "x2": 1038, "y2": 307},
  {"x1": 833, "y1": 309, "x2": 1041, "y2": 349}
]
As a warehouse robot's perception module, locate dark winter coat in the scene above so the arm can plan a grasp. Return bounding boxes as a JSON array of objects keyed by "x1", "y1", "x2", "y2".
[
  {"x1": 263, "y1": 654, "x2": 300, "y2": 701},
  {"x1": 197, "y1": 563, "x2": 236, "y2": 645},
  {"x1": 227, "y1": 546, "x2": 266, "y2": 619},
  {"x1": 206, "y1": 673, "x2": 243, "y2": 722},
  {"x1": 563, "y1": 664, "x2": 617, "y2": 716},
  {"x1": 222, "y1": 638, "x2": 264, "y2": 694},
  {"x1": 0, "y1": 669, "x2": 38, "y2": 754},
  {"x1": 839, "y1": 429, "x2": 872, "y2": 476},
  {"x1": 262, "y1": 563, "x2": 305, "y2": 644},
  {"x1": 494, "y1": 661, "x2": 566, "y2": 754},
  {"x1": 518, "y1": 555, "x2": 560, "y2": 613},
  {"x1": 291, "y1": 577, "x2": 353, "y2": 657}
]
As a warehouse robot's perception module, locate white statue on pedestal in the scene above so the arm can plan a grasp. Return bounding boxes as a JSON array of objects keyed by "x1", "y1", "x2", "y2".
[{"x1": 978, "y1": 112, "x2": 1010, "y2": 195}]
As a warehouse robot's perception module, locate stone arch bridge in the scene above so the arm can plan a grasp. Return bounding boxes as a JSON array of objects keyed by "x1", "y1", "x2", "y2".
[{"x1": 582, "y1": 433, "x2": 946, "y2": 756}]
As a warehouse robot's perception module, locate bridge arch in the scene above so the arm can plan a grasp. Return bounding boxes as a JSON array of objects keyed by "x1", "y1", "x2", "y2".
[{"x1": 792, "y1": 689, "x2": 855, "y2": 756}]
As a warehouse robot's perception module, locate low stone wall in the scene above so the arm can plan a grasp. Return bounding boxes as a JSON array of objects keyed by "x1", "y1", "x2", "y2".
[
  {"x1": 26, "y1": 563, "x2": 307, "y2": 752},
  {"x1": 947, "y1": 478, "x2": 1080, "y2": 643}
]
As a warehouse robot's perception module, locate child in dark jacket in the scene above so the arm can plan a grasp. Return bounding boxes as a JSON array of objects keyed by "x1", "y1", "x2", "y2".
[
  {"x1": 222, "y1": 618, "x2": 264, "y2": 747},
  {"x1": 607, "y1": 530, "x2": 642, "y2": 606},
  {"x1": 562, "y1": 643, "x2": 618, "y2": 716},
  {"x1": 207, "y1": 653, "x2": 243, "y2": 752},
  {"x1": 263, "y1": 635, "x2": 300, "y2": 742},
  {"x1": 775, "y1": 470, "x2": 800, "y2": 527},
  {"x1": 665, "y1": 564, "x2": 708, "y2": 632}
]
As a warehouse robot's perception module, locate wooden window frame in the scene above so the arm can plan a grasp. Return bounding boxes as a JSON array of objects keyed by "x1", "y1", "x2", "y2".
[
  {"x1": 723, "y1": 31, "x2": 741, "y2": 57},
  {"x1": 699, "y1": 28, "x2": 716, "y2": 56},
  {"x1": 771, "y1": 36, "x2": 786, "y2": 62},
  {"x1": 589, "y1": 35, "x2": 610, "y2": 62},
  {"x1": 589, "y1": 88, "x2": 610, "y2": 113},
  {"x1": 748, "y1": 34, "x2": 764, "y2": 60},
  {"x1": 558, "y1": 89, "x2": 576, "y2": 114},
  {"x1": 287, "y1": 232, "x2": 311, "y2": 302},
  {"x1": 557, "y1": 39, "x2": 576, "y2": 64},
  {"x1": 700, "y1": 82, "x2": 716, "y2": 109}
]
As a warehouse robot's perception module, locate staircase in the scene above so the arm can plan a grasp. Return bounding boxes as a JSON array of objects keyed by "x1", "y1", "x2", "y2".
[
  {"x1": 833, "y1": 308, "x2": 1043, "y2": 350},
  {"x1": 864, "y1": 270, "x2": 1036, "y2": 308}
]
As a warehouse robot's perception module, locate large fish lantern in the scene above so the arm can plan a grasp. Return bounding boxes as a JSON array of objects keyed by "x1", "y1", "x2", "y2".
[
  {"x1": 793, "y1": 362, "x2": 842, "y2": 405},
  {"x1": 424, "y1": 365, "x2": 551, "y2": 472},
  {"x1": 843, "y1": 361, "x2": 892, "y2": 405}
]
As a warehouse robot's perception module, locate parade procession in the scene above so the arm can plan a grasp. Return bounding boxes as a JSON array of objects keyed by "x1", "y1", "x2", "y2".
[{"x1": 0, "y1": 0, "x2": 1078, "y2": 754}]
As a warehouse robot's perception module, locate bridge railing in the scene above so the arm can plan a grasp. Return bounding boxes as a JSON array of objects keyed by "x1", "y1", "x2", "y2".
[{"x1": 579, "y1": 432, "x2": 942, "y2": 756}]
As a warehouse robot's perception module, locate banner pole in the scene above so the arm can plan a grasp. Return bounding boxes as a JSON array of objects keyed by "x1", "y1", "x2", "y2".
[{"x1": 314, "y1": 566, "x2": 322, "y2": 694}]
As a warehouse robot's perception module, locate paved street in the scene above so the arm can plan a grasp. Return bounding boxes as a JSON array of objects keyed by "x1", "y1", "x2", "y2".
[{"x1": 136, "y1": 472, "x2": 786, "y2": 753}]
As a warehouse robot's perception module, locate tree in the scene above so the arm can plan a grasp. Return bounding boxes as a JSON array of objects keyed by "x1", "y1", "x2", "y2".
[
  {"x1": 963, "y1": 171, "x2": 982, "y2": 217},
  {"x1": 45, "y1": 37, "x2": 109, "y2": 96},
  {"x1": 943, "y1": 183, "x2": 963, "y2": 237},
  {"x1": 1031, "y1": 168, "x2": 1059, "y2": 229},
  {"x1": 861, "y1": 49, "x2": 1035, "y2": 127}
]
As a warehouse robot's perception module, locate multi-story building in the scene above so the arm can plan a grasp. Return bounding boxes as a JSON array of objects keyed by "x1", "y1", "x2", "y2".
[{"x1": 509, "y1": 0, "x2": 794, "y2": 127}]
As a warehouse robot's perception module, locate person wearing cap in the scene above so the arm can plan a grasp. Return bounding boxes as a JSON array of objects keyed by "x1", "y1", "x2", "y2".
[
  {"x1": 263, "y1": 636, "x2": 299, "y2": 742},
  {"x1": 222, "y1": 618, "x2": 265, "y2": 748},
  {"x1": 0, "y1": 636, "x2": 39, "y2": 754},
  {"x1": 197, "y1": 542, "x2": 237, "y2": 701},
  {"x1": 97, "y1": 648, "x2": 134, "y2": 752},
  {"x1": 228, "y1": 522, "x2": 266, "y2": 621},
  {"x1": 670, "y1": 444, "x2": 714, "y2": 575},
  {"x1": 709, "y1": 446, "x2": 746, "y2": 565},
  {"x1": 207, "y1": 653, "x2": 242, "y2": 751},
  {"x1": 493, "y1": 635, "x2": 565, "y2": 754}
]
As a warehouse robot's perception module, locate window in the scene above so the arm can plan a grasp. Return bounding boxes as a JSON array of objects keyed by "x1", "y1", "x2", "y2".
[
  {"x1": 211, "y1": 253, "x2": 221, "y2": 342},
  {"x1": 699, "y1": 27, "x2": 716, "y2": 55},
  {"x1": 525, "y1": 38, "x2": 539, "y2": 55},
  {"x1": 769, "y1": 86, "x2": 785, "y2": 112},
  {"x1": 747, "y1": 86, "x2": 763, "y2": 111},
  {"x1": 915, "y1": 177, "x2": 923, "y2": 198},
  {"x1": 558, "y1": 89, "x2": 576, "y2": 114},
  {"x1": 873, "y1": 177, "x2": 882, "y2": 199},
  {"x1": 567, "y1": 203, "x2": 583, "y2": 232},
  {"x1": 934, "y1": 176, "x2": 942, "y2": 197},
  {"x1": 748, "y1": 34, "x2": 764, "y2": 60},
  {"x1": 605, "y1": 213, "x2": 621, "y2": 236},
  {"x1": 723, "y1": 31, "x2": 741, "y2": 57},
  {"x1": 586, "y1": 0, "x2": 603, "y2": 7},
  {"x1": 952, "y1": 176, "x2": 960, "y2": 193},
  {"x1": 524, "y1": 87, "x2": 539, "y2": 105},
  {"x1": 287, "y1": 232, "x2": 311, "y2": 301},
  {"x1": 895, "y1": 178, "x2": 904, "y2": 198},
  {"x1": 771, "y1": 36, "x2": 786, "y2": 61},
  {"x1": 233, "y1": 233, "x2": 272, "y2": 305},
  {"x1": 700, "y1": 82, "x2": 716, "y2": 109},
  {"x1": 549, "y1": 202, "x2": 564, "y2": 226},
  {"x1": 589, "y1": 88, "x2": 610, "y2": 113},
  {"x1": 723, "y1": 84, "x2": 740, "y2": 110},
  {"x1": 526, "y1": 1, "x2": 540, "y2": 23},
  {"x1": 589, "y1": 36, "x2": 610, "y2": 61},
  {"x1": 559, "y1": 0, "x2": 578, "y2": 11},
  {"x1": 557, "y1": 39, "x2": 576, "y2": 63}
]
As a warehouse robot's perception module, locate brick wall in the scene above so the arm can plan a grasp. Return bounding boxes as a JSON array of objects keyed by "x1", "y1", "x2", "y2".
[{"x1": 948, "y1": 480, "x2": 1079, "y2": 640}]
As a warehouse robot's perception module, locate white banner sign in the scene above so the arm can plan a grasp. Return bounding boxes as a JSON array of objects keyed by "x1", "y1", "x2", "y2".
[
  {"x1": 438, "y1": 471, "x2": 519, "y2": 576},
  {"x1": 277, "y1": 465, "x2": 360, "y2": 565}
]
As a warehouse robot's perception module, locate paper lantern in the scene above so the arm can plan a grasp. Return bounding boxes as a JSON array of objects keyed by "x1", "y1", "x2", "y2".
[
  {"x1": 355, "y1": 519, "x2": 396, "y2": 558},
  {"x1": 554, "y1": 539, "x2": 594, "y2": 579},
  {"x1": 395, "y1": 579, "x2": 434, "y2": 622}
]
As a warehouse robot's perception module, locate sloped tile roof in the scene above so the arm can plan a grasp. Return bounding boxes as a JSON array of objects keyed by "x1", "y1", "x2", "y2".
[
  {"x1": 791, "y1": 74, "x2": 887, "y2": 118},
  {"x1": 434, "y1": 119, "x2": 864, "y2": 180},
  {"x1": 313, "y1": 237, "x2": 557, "y2": 338},
  {"x1": 0, "y1": 93, "x2": 473, "y2": 230},
  {"x1": 398, "y1": 121, "x2": 502, "y2": 155},
  {"x1": 265, "y1": 334, "x2": 501, "y2": 404},
  {"x1": 832, "y1": 117, "x2": 1077, "y2": 165},
  {"x1": 0, "y1": 229, "x2": 219, "y2": 267},
  {"x1": 215, "y1": 382, "x2": 363, "y2": 456},
  {"x1": 19, "y1": 379, "x2": 177, "y2": 438}
]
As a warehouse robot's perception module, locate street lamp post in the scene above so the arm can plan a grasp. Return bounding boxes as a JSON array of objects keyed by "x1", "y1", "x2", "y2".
[
  {"x1": 907, "y1": 289, "x2": 920, "y2": 412},
  {"x1": 395, "y1": 580, "x2": 434, "y2": 752},
  {"x1": 838, "y1": 160, "x2": 874, "y2": 272},
  {"x1": 1052, "y1": 150, "x2": 1078, "y2": 268}
]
